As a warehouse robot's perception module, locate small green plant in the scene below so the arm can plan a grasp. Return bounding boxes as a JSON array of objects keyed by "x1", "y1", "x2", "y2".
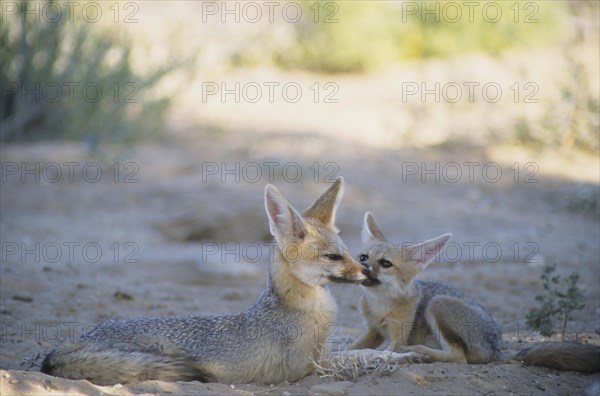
[{"x1": 526, "y1": 264, "x2": 585, "y2": 339}]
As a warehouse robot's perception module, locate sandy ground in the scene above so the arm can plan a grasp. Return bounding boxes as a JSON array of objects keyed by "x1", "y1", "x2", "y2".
[
  {"x1": 2, "y1": 14, "x2": 600, "y2": 391},
  {"x1": 1, "y1": 128, "x2": 599, "y2": 395}
]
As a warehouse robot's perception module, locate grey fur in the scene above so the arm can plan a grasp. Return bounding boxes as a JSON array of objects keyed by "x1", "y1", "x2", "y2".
[
  {"x1": 407, "y1": 280, "x2": 502, "y2": 363},
  {"x1": 515, "y1": 342, "x2": 600, "y2": 373},
  {"x1": 42, "y1": 279, "x2": 321, "y2": 385}
]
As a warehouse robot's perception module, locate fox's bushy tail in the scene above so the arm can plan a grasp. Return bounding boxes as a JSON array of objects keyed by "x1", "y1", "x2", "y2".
[
  {"x1": 40, "y1": 341, "x2": 212, "y2": 385},
  {"x1": 514, "y1": 342, "x2": 600, "y2": 373}
]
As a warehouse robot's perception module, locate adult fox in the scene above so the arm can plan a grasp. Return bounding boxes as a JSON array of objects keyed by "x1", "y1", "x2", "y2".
[{"x1": 41, "y1": 177, "x2": 367, "y2": 384}]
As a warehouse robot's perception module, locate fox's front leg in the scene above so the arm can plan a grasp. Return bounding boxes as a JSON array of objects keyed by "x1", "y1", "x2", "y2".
[
  {"x1": 388, "y1": 320, "x2": 435, "y2": 363},
  {"x1": 387, "y1": 321, "x2": 411, "y2": 352},
  {"x1": 393, "y1": 310, "x2": 467, "y2": 363},
  {"x1": 350, "y1": 327, "x2": 384, "y2": 350}
]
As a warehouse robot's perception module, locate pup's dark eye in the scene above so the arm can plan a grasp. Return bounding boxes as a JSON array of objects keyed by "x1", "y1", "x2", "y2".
[
  {"x1": 325, "y1": 254, "x2": 343, "y2": 261},
  {"x1": 359, "y1": 254, "x2": 368, "y2": 262},
  {"x1": 379, "y1": 259, "x2": 393, "y2": 268}
]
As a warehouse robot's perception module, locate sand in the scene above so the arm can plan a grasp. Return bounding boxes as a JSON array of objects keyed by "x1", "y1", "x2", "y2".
[{"x1": 1, "y1": 134, "x2": 599, "y2": 395}]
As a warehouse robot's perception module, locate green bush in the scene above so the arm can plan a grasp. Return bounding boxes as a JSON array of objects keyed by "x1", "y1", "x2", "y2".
[
  {"x1": 280, "y1": 1, "x2": 566, "y2": 73},
  {"x1": 278, "y1": 2, "x2": 398, "y2": 73},
  {"x1": 0, "y1": 0, "x2": 177, "y2": 144},
  {"x1": 396, "y1": 1, "x2": 565, "y2": 59}
]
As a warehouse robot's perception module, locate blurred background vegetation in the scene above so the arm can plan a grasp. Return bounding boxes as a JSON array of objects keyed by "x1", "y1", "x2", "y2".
[
  {"x1": 1, "y1": 0, "x2": 598, "y2": 152},
  {"x1": 1, "y1": 0, "x2": 181, "y2": 145},
  {"x1": 276, "y1": 1, "x2": 565, "y2": 72}
]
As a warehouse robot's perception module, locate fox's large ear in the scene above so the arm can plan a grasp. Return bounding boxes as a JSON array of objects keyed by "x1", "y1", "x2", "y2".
[
  {"x1": 265, "y1": 184, "x2": 308, "y2": 245},
  {"x1": 361, "y1": 212, "x2": 387, "y2": 244},
  {"x1": 303, "y1": 176, "x2": 344, "y2": 230},
  {"x1": 405, "y1": 234, "x2": 451, "y2": 267}
]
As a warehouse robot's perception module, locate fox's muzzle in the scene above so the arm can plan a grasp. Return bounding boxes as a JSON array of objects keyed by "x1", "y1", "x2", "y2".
[
  {"x1": 329, "y1": 261, "x2": 367, "y2": 284},
  {"x1": 328, "y1": 275, "x2": 365, "y2": 284},
  {"x1": 329, "y1": 269, "x2": 366, "y2": 284},
  {"x1": 360, "y1": 267, "x2": 381, "y2": 287}
]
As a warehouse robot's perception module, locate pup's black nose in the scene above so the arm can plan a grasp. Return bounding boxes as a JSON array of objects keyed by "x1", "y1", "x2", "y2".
[{"x1": 362, "y1": 267, "x2": 371, "y2": 276}]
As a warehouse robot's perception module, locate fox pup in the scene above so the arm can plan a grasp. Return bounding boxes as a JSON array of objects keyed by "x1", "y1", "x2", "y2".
[
  {"x1": 351, "y1": 212, "x2": 501, "y2": 364},
  {"x1": 351, "y1": 213, "x2": 600, "y2": 372},
  {"x1": 41, "y1": 177, "x2": 367, "y2": 385}
]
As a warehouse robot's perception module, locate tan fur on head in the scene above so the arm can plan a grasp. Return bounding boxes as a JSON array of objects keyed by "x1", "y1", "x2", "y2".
[
  {"x1": 265, "y1": 178, "x2": 366, "y2": 291},
  {"x1": 358, "y1": 212, "x2": 450, "y2": 296},
  {"x1": 362, "y1": 212, "x2": 387, "y2": 243},
  {"x1": 304, "y1": 176, "x2": 344, "y2": 231},
  {"x1": 265, "y1": 184, "x2": 308, "y2": 246}
]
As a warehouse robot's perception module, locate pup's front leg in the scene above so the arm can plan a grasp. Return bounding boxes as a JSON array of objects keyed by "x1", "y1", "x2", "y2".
[
  {"x1": 350, "y1": 327, "x2": 384, "y2": 350},
  {"x1": 396, "y1": 345, "x2": 466, "y2": 363}
]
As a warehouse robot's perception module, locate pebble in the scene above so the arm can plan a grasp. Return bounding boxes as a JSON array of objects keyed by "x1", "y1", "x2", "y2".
[
  {"x1": 114, "y1": 291, "x2": 134, "y2": 301},
  {"x1": 12, "y1": 295, "x2": 32, "y2": 303},
  {"x1": 43, "y1": 380, "x2": 57, "y2": 391},
  {"x1": 536, "y1": 383, "x2": 546, "y2": 391}
]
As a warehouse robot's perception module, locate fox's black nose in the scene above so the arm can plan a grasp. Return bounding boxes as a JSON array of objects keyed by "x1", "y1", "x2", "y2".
[{"x1": 362, "y1": 267, "x2": 371, "y2": 276}]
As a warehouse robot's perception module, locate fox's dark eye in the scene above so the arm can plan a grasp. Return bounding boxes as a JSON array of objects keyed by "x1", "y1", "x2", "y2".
[
  {"x1": 325, "y1": 254, "x2": 343, "y2": 261},
  {"x1": 359, "y1": 254, "x2": 368, "y2": 262},
  {"x1": 379, "y1": 259, "x2": 393, "y2": 268}
]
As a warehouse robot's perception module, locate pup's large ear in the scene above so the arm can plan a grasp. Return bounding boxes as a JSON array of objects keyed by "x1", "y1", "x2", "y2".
[
  {"x1": 405, "y1": 234, "x2": 451, "y2": 268},
  {"x1": 265, "y1": 184, "x2": 308, "y2": 245},
  {"x1": 361, "y1": 212, "x2": 388, "y2": 244},
  {"x1": 303, "y1": 176, "x2": 344, "y2": 231}
]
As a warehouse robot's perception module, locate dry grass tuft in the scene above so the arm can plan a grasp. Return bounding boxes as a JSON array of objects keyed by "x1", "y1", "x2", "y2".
[{"x1": 313, "y1": 350, "x2": 423, "y2": 382}]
